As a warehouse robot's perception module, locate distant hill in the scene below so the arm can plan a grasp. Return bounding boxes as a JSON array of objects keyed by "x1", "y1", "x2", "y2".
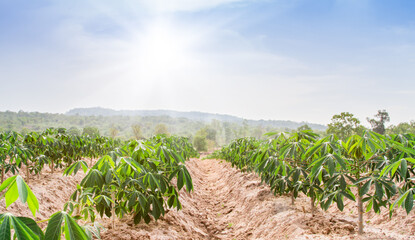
[{"x1": 66, "y1": 107, "x2": 327, "y2": 131}]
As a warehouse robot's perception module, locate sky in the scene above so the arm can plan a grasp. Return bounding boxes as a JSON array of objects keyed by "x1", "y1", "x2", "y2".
[{"x1": 1, "y1": 0, "x2": 414, "y2": 125}]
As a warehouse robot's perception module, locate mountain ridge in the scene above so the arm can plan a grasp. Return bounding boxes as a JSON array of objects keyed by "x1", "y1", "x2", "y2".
[{"x1": 66, "y1": 107, "x2": 327, "y2": 130}]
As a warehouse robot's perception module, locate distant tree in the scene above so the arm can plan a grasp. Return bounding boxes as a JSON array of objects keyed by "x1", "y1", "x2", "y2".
[
  {"x1": 239, "y1": 120, "x2": 249, "y2": 137},
  {"x1": 20, "y1": 127, "x2": 30, "y2": 135},
  {"x1": 203, "y1": 127, "x2": 216, "y2": 141},
  {"x1": 131, "y1": 124, "x2": 143, "y2": 139},
  {"x1": 154, "y1": 123, "x2": 169, "y2": 135},
  {"x1": 387, "y1": 121, "x2": 415, "y2": 135},
  {"x1": 67, "y1": 127, "x2": 81, "y2": 136},
  {"x1": 367, "y1": 110, "x2": 390, "y2": 134},
  {"x1": 54, "y1": 128, "x2": 66, "y2": 134},
  {"x1": 224, "y1": 123, "x2": 233, "y2": 144},
  {"x1": 193, "y1": 129, "x2": 207, "y2": 152},
  {"x1": 327, "y1": 112, "x2": 365, "y2": 140},
  {"x1": 252, "y1": 126, "x2": 264, "y2": 139},
  {"x1": 110, "y1": 125, "x2": 119, "y2": 138},
  {"x1": 297, "y1": 124, "x2": 311, "y2": 131},
  {"x1": 82, "y1": 126, "x2": 100, "y2": 137}
]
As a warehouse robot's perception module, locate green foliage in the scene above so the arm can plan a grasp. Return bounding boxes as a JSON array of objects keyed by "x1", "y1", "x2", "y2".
[
  {"x1": 367, "y1": 110, "x2": 390, "y2": 134},
  {"x1": 154, "y1": 124, "x2": 169, "y2": 136},
  {"x1": 0, "y1": 176, "x2": 89, "y2": 240},
  {"x1": 0, "y1": 110, "x2": 325, "y2": 144},
  {"x1": 44, "y1": 211, "x2": 89, "y2": 240},
  {"x1": 0, "y1": 134, "x2": 197, "y2": 239},
  {"x1": 297, "y1": 124, "x2": 311, "y2": 131},
  {"x1": 193, "y1": 129, "x2": 208, "y2": 152},
  {"x1": 326, "y1": 112, "x2": 365, "y2": 140},
  {"x1": 0, "y1": 175, "x2": 39, "y2": 216},
  {"x1": 387, "y1": 121, "x2": 415, "y2": 135},
  {"x1": 66, "y1": 127, "x2": 81, "y2": 136},
  {"x1": 0, "y1": 213, "x2": 43, "y2": 240},
  {"x1": 0, "y1": 128, "x2": 122, "y2": 178},
  {"x1": 82, "y1": 127, "x2": 100, "y2": 137},
  {"x1": 131, "y1": 124, "x2": 142, "y2": 139},
  {"x1": 67, "y1": 135, "x2": 197, "y2": 225},
  {"x1": 212, "y1": 129, "x2": 415, "y2": 234}
]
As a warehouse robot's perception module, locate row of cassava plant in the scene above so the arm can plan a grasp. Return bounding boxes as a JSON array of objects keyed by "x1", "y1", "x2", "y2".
[
  {"x1": 210, "y1": 130, "x2": 415, "y2": 234},
  {"x1": 0, "y1": 134, "x2": 198, "y2": 239},
  {"x1": 65, "y1": 134, "x2": 197, "y2": 228},
  {"x1": 0, "y1": 128, "x2": 122, "y2": 183}
]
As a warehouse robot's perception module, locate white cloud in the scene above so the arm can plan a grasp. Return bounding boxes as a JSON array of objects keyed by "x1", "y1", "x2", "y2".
[{"x1": 137, "y1": 0, "x2": 251, "y2": 13}]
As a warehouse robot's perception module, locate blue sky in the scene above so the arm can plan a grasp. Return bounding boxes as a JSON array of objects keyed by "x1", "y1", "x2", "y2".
[{"x1": 1, "y1": 0, "x2": 414, "y2": 125}]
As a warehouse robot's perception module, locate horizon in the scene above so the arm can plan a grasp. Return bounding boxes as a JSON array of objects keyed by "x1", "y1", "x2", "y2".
[
  {"x1": 1, "y1": 106, "x2": 400, "y2": 128},
  {"x1": 3, "y1": 106, "x2": 325, "y2": 123},
  {"x1": 1, "y1": 1, "x2": 414, "y2": 125}
]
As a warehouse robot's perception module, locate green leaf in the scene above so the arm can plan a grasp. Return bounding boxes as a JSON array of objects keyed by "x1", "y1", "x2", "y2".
[
  {"x1": 400, "y1": 159, "x2": 408, "y2": 179},
  {"x1": 143, "y1": 214, "x2": 151, "y2": 224},
  {"x1": 16, "y1": 176, "x2": 28, "y2": 203},
  {"x1": 63, "y1": 213, "x2": 89, "y2": 240},
  {"x1": 0, "y1": 214, "x2": 11, "y2": 240},
  {"x1": 379, "y1": 164, "x2": 393, "y2": 178},
  {"x1": 391, "y1": 160, "x2": 402, "y2": 177},
  {"x1": 63, "y1": 161, "x2": 88, "y2": 176},
  {"x1": 183, "y1": 167, "x2": 193, "y2": 192},
  {"x1": 366, "y1": 198, "x2": 373, "y2": 212},
  {"x1": 391, "y1": 189, "x2": 411, "y2": 212},
  {"x1": 9, "y1": 214, "x2": 40, "y2": 240},
  {"x1": 44, "y1": 212, "x2": 64, "y2": 240},
  {"x1": 359, "y1": 180, "x2": 372, "y2": 197},
  {"x1": 80, "y1": 170, "x2": 104, "y2": 188},
  {"x1": 17, "y1": 217, "x2": 44, "y2": 240},
  {"x1": 5, "y1": 181, "x2": 19, "y2": 208},
  {"x1": 133, "y1": 213, "x2": 142, "y2": 225},
  {"x1": 375, "y1": 181, "x2": 383, "y2": 200},
  {"x1": 333, "y1": 154, "x2": 346, "y2": 170},
  {"x1": 373, "y1": 198, "x2": 380, "y2": 213},
  {"x1": 0, "y1": 176, "x2": 17, "y2": 192},
  {"x1": 404, "y1": 190, "x2": 414, "y2": 214},
  {"x1": 137, "y1": 193, "x2": 148, "y2": 213},
  {"x1": 336, "y1": 195, "x2": 344, "y2": 211},
  {"x1": 0, "y1": 213, "x2": 41, "y2": 240},
  {"x1": 405, "y1": 157, "x2": 415, "y2": 164},
  {"x1": 177, "y1": 170, "x2": 184, "y2": 190},
  {"x1": 342, "y1": 190, "x2": 355, "y2": 201},
  {"x1": 339, "y1": 176, "x2": 347, "y2": 190},
  {"x1": 327, "y1": 159, "x2": 335, "y2": 176}
]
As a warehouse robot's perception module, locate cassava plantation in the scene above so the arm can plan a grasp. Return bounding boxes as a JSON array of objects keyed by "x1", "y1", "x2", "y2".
[
  {"x1": 1, "y1": 122, "x2": 415, "y2": 239},
  {"x1": 2, "y1": 1, "x2": 415, "y2": 239}
]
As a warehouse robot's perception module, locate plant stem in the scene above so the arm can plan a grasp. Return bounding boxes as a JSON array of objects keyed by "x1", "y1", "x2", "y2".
[
  {"x1": 26, "y1": 163, "x2": 30, "y2": 183},
  {"x1": 112, "y1": 191, "x2": 115, "y2": 229},
  {"x1": 291, "y1": 192, "x2": 295, "y2": 205},
  {"x1": 357, "y1": 190, "x2": 364, "y2": 234},
  {"x1": 310, "y1": 196, "x2": 315, "y2": 216}
]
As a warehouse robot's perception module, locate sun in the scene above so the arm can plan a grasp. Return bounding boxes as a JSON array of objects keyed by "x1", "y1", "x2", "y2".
[{"x1": 130, "y1": 18, "x2": 193, "y2": 77}]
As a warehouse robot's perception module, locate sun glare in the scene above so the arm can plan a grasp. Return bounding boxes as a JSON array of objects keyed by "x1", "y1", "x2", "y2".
[{"x1": 131, "y1": 19, "x2": 193, "y2": 77}]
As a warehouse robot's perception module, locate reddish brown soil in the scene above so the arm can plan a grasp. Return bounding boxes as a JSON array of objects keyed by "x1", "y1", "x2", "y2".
[
  {"x1": 0, "y1": 164, "x2": 87, "y2": 228},
  {"x1": 1, "y1": 158, "x2": 415, "y2": 239}
]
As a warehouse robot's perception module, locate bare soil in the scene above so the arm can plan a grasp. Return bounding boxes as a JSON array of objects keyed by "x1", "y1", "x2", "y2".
[{"x1": 1, "y1": 158, "x2": 415, "y2": 239}]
